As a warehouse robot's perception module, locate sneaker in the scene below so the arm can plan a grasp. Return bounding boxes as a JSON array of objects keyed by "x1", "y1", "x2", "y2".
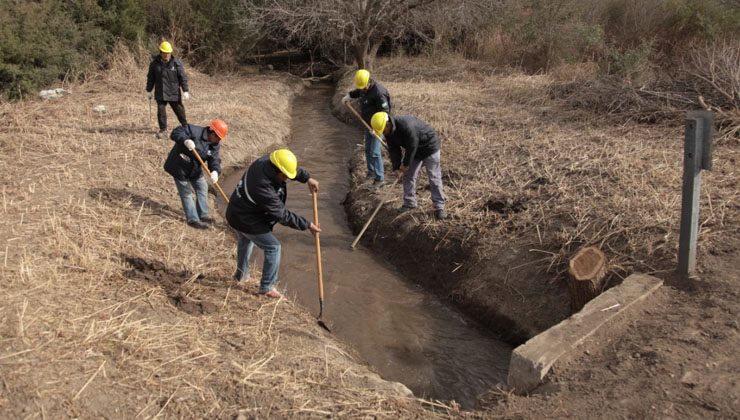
[
  {"x1": 187, "y1": 220, "x2": 209, "y2": 230},
  {"x1": 372, "y1": 179, "x2": 385, "y2": 189},
  {"x1": 200, "y1": 216, "x2": 215, "y2": 225},
  {"x1": 259, "y1": 289, "x2": 284, "y2": 299},
  {"x1": 434, "y1": 209, "x2": 448, "y2": 220},
  {"x1": 399, "y1": 205, "x2": 416, "y2": 213}
]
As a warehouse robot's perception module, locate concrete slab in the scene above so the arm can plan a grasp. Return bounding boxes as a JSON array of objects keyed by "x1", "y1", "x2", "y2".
[{"x1": 507, "y1": 273, "x2": 663, "y2": 392}]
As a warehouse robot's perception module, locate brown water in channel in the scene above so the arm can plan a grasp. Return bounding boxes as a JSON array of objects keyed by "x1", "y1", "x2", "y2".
[{"x1": 221, "y1": 84, "x2": 511, "y2": 407}]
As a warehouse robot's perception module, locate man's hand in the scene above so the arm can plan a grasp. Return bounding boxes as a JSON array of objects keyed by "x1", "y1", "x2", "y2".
[
  {"x1": 182, "y1": 91, "x2": 190, "y2": 100},
  {"x1": 395, "y1": 165, "x2": 408, "y2": 179},
  {"x1": 309, "y1": 222, "x2": 322, "y2": 235},
  {"x1": 307, "y1": 178, "x2": 319, "y2": 193},
  {"x1": 341, "y1": 94, "x2": 350, "y2": 104},
  {"x1": 210, "y1": 170, "x2": 218, "y2": 183},
  {"x1": 146, "y1": 91, "x2": 152, "y2": 100},
  {"x1": 184, "y1": 139, "x2": 195, "y2": 151}
]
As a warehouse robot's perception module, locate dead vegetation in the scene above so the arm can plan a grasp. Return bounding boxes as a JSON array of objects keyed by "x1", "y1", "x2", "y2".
[
  {"x1": 0, "y1": 49, "x2": 457, "y2": 418},
  {"x1": 341, "y1": 54, "x2": 739, "y2": 336}
]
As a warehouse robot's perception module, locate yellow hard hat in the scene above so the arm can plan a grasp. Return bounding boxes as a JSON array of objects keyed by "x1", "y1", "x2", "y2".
[
  {"x1": 269, "y1": 149, "x2": 298, "y2": 179},
  {"x1": 159, "y1": 41, "x2": 173, "y2": 53},
  {"x1": 354, "y1": 69, "x2": 370, "y2": 89},
  {"x1": 371, "y1": 112, "x2": 389, "y2": 135}
]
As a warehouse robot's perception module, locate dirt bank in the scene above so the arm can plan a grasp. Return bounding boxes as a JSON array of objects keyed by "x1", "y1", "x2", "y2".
[
  {"x1": 339, "y1": 56, "x2": 739, "y2": 416},
  {"x1": 0, "y1": 53, "x2": 454, "y2": 418}
]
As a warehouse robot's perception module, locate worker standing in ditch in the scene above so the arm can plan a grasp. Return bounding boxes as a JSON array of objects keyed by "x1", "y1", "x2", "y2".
[
  {"x1": 371, "y1": 111, "x2": 447, "y2": 220},
  {"x1": 342, "y1": 69, "x2": 391, "y2": 188},
  {"x1": 164, "y1": 119, "x2": 228, "y2": 230},
  {"x1": 226, "y1": 149, "x2": 321, "y2": 299},
  {"x1": 146, "y1": 41, "x2": 190, "y2": 139}
]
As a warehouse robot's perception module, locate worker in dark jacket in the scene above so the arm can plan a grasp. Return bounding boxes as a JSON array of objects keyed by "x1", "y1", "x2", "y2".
[
  {"x1": 226, "y1": 149, "x2": 321, "y2": 298},
  {"x1": 371, "y1": 112, "x2": 447, "y2": 220},
  {"x1": 146, "y1": 41, "x2": 189, "y2": 138},
  {"x1": 342, "y1": 69, "x2": 391, "y2": 187},
  {"x1": 164, "y1": 119, "x2": 228, "y2": 229}
]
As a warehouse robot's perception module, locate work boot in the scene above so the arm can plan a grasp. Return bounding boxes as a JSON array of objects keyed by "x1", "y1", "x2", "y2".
[
  {"x1": 372, "y1": 179, "x2": 385, "y2": 189},
  {"x1": 155, "y1": 129, "x2": 166, "y2": 139},
  {"x1": 398, "y1": 205, "x2": 416, "y2": 213},
  {"x1": 259, "y1": 289, "x2": 284, "y2": 299},
  {"x1": 200, "y1": 216, "x2": 215, "y2": 225},
  {"x1": 434, "y1": 209, "x2": 448, "y2": 220},
  {"x1": 187, "y1": 220, "x2": 209, "y2": 230}
]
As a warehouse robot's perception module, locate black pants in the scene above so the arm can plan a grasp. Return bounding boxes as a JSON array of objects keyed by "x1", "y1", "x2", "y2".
[{"x1": 157, "y1": 100, "x2": 187, "y2": 131}]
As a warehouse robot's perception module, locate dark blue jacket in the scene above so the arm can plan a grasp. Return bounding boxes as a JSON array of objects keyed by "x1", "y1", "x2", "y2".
[
  {"x1": 226, "y1": 155, "x2": 311, "y2": 235},
  {"x1": 386, "y1": 116, "x2": 441, "y2": 170},
  {"x1": 146, "y1": 55, "x2": 189, "y2": 102},
  {"x1": 349, "y1": 80, "x2": 391, "y2": 124},
  {"x1": 164, "y1": 124, "x2": 221, "y2": 181}
]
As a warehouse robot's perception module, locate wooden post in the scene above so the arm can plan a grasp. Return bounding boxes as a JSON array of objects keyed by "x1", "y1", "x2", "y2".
[
  {"x1": 678, "y1": 111, "x2": 713, "y2": 278},
  {"x1": 567, "y1": 246, "x2": 607, "y2": 313}
]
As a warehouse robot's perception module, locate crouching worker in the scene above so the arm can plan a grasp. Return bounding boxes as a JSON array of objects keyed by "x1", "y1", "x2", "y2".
[
  {"x1": 164, "y1": 119, "x2": 228, "y2": 229},
  {"x1": 371, "y1": 112, "x2": 448, "y2": 220},
  {"x1": 226, "y1": 149, "x2": 321, "y2": 299}
]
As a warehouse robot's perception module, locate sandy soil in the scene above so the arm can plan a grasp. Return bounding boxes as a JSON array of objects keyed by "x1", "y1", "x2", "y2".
[{"x1": 339, "y1": 56, "x2": 739, "y2": 416}]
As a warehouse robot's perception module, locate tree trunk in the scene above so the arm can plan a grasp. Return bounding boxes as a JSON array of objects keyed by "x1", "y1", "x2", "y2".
[
  {"x1": 352, "y1": 37, "x2": 370, "y2": 69},
  {"x1": 567, "y1": 246, "x2": 607, "y2": 313}
]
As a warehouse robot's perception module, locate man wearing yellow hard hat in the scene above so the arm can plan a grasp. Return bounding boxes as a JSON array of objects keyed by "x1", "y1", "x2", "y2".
[
  {"x1": 146, "y1": 40, "x2": 190, "y2": 138},
  {"x1": 226, "y1": 149, "x2": 321, "y2": 299},
  {"x1": 371, "y1": 112, "x2": 447, "y2": 220},
  {"x1": 342, "y1": 69, "x2": 391, "y2": 188}
]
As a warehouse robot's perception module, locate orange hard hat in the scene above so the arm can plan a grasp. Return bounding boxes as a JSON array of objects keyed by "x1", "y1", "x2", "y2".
[{"x1": 209, "y1": 119, "x2": 228, "y2": 140}]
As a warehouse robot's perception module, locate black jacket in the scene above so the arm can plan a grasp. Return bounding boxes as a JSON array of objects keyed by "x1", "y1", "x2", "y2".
[
  {"x1": 386, "y1": 116, "x2": 441, "y2": 170},
  {"x1": 226, "y1": 155, "x2": 311, "y2": 235},
  {"x1": 349, "y1": 80, "x2": 391, "y2": 124},
  {"x1": 146, "y1": 55, "x2": 189, "y2": 102},
  {"x1": 164, "y1": 124, "x2": 221, "y2": 181}
]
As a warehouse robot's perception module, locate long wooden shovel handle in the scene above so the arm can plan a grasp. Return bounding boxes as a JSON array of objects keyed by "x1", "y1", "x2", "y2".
[
  {"x1": 344, "y1": 101, "x2": 388, "y2": 149},
  {"x1": 350, "y1": 176, "x2": 401, "y2": 249},
  {"x1": 191, "y1": 149, "x2": 230, "y2": 203},
  {"x1": 312, "y1": 191, "x2": 324, "y2": 301}
]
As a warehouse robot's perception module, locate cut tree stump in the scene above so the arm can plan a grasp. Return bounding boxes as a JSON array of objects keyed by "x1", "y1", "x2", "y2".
[{"x1": 568, "y1": 246, "x2": 607, "y2": 313}]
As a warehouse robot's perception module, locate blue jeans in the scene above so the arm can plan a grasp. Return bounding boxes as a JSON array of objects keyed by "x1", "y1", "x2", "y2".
[
  {"x1": 364, "y1": 130, "x2": 384, "y2": 181},
  {"x1": 173, "y1": 176, "x2": 209, "y2": 223},
  {"x1": 234, "y1": 231, "x2": 282, "y2": 294}
]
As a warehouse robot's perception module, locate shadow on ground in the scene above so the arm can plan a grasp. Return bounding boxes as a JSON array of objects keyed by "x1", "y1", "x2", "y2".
[{"x1": 89, "y1": 187, "x2": 182, "y2": 220}]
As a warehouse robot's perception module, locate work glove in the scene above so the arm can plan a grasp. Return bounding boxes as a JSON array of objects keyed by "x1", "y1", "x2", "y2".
[
  {"x1": 341, "y1": 94, "x2": 350, "y2": 103},
  {"x1": 184, "y1": 139, "x2": 195, "y2": 151},
  {"x1": 182, "y1": 91, "x2": 190, "y2": 100},
  {"x1": 210, "y1": 171, "x2": 219, "y2": 183},
  {"x1": 146, "y1": 91, "x2": 152, "y2": 100}
]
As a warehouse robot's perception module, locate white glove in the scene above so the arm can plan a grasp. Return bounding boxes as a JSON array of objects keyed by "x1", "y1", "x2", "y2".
[
  {"x1": 182, "y1": 91, "x2": 190, "y2": 100},
  {"x1": 184, "y1": 139, "x2": 195, "y2": 151},
  {"x1": 210, "y1": 171, "x2": 219, "y2": 183},
  {"x1": 146, "y1": 91, "x2": 152, "y2": 100},
  {"x1": 341, "y1": 94, "x2": 350, "y2": 103}
]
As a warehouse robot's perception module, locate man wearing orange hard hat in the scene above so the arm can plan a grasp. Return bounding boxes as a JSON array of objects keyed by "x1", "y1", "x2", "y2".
[
  {"x1": 164, "y1": 119, "x2": 228, "y2": 229},
  {"x1": 146, "y1": 40, "x2": 190, "y2": 138}
]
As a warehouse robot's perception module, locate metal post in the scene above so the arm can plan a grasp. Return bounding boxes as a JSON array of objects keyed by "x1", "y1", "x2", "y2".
[{"x1": 678, "y1": 111, "x2": 713, "y2": 278}]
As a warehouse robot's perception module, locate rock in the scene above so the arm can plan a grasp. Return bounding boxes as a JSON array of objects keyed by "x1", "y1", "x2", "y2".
[
  {"x1": 39, "y1": 88, "x2": 67, "y2": 100},
  {"x1": 93, "y1": 105, "x2": 107, "y2": 114}
]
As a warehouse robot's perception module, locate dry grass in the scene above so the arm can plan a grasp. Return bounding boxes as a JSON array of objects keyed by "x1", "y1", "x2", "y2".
[
  {"x1": 340, "y1": 55, "x2": 739, "y2": 335},
  {"x1": 0, "y1": 48, "x2": 455, "y2": 418},
  {"x1": 375, "y1": 55, "x2": 739, "y2": 281}
]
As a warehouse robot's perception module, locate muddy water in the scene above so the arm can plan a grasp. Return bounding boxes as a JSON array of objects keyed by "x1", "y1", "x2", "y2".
[{"x1": 221, "y1": 84, "x2": 511, "y2": 407}]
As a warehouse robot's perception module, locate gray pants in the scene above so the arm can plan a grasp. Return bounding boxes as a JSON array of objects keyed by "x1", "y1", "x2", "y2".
[{"x1": 403, "y1": 150, "x2": 445, "y2": 210}]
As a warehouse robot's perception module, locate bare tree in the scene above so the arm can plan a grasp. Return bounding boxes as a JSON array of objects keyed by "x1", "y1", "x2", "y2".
[{"x1": 238, "y1": 0, "x2": 438, "y2": 69}]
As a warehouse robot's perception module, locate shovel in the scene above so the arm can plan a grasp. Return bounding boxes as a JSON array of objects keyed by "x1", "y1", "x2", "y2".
[
  {"x1": 191, "y1": 148, "x2": 230, "y2": 204},
  {"x1": 350, "y1": 175, "x2": 400, "y2": 249},
  {"x1": 311, "y1": 191, "x2": 331, "y2": 332}
]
